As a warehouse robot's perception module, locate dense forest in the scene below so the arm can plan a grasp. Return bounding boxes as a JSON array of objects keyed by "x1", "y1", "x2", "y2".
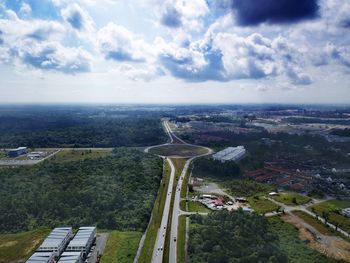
[
  {"x1": 193, "y1": 158, "x2": 241, "y2": 180},
  {"x1": 0, "y1": 148, "x2": 163, "y2": 233},
  {"x1": 188, "y1": 211, "x2": 287, "y2": 263},
  {"x1": 0, "y1": 106, "x2": 167, "y2": 148}
]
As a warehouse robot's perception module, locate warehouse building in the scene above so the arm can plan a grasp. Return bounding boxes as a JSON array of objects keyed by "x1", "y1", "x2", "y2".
[
  {"x1": 26, "y1": 252, "x2": 55, "y2": 263},
  {"x1": 37, "y1": 227, "x2": 72, "y2": 257},
  {"x1": 57, "y1": 252, "x2": 83, "y2": 263},
  {"x1": 66, "y1": 227, "x2": 96, "y2": 257},
  {"x1": 7, "y1": 146, "x2": 27, "y2": 157},
  {"x1": 212, "y1": 146, "x2": 246, "y2": 162}
]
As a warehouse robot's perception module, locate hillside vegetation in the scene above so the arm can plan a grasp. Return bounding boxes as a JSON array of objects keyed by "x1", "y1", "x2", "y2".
[{"x1": 0, "y1": 148, "x2": 162, "y2": 233}]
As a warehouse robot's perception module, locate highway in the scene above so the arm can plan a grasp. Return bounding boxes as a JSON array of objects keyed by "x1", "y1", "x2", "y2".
[
  {"x1": 151, "y1": 158, "x2": 175, "y2": 263},
  {"x1": 169, "y1": 157, "x2": 193, "y2": 263}
]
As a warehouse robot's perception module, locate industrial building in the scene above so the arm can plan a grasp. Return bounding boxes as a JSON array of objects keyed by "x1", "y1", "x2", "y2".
[
  {"x1": 7, "y1": 146, "x2": 27, "y2": 157},
  {"x1": 26, "y1": 252, "x2": 55, "y2": 263},
  {"x1": 212, "y1": 146, "x2": 246, "y2": 162},
  {"x1": 341, "y1": 208, "x2": 350, "y2": 218},
  {"x1": 37, "y1": 227, "x2": 73, "y2": 257},
  {"x1": 57, "y1": 252, "x2": 83, "y2": 263},
  {"x1": 66, "y1": 227, "x2": 96, "y2": 257}
]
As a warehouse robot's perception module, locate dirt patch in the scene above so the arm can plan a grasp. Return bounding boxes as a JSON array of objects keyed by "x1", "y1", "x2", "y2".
[
  {"x1": 0, "y1": 241, "x2": 18, "y2": 248},
  {"x1": 283, "y1": 213, "x2": 350, "y2": 262}
]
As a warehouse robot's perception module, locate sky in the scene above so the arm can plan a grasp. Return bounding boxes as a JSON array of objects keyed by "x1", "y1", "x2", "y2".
[{"x1": 0, "y1": 0, "x2": 349, "y2": 104}]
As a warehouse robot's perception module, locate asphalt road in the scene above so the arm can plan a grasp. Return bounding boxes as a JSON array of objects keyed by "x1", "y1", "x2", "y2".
[
  {"x1": 151, "y1": 158, "x2": 175, "y2": 263},
  {"x1": 88, "y1": 233, "x2": 109, "y2": 263}
]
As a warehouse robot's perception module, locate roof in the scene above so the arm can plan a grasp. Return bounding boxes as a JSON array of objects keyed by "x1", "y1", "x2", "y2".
[
  {"x1": 26, "y1": 252, "x2": 54, "y2": 263},
  {"x1": 39, "y1": 227, "x2": 72, "y2": 249},
  {"x1": 213, "y1": 146, "x2": 246, "y2": 161},
  {"x1": 57, "y1": 252, "x2": 82, "y2": 263},
  {"x1": 67, "y1": 227, "x2": 96, "y2": 248}
]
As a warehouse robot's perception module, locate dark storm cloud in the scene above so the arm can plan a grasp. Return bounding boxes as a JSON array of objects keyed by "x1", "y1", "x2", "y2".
[
  {"x1": 230, "y1": 0, "x2": 320, "y2": 26},
  {"x1": 161, "y1": 6, "x2": 182, "y2": 28}
]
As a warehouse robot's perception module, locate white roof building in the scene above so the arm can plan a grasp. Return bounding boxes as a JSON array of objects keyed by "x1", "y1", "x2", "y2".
[
  {"x1": 57, "y1": 251, "x2": 83, "y2": 263},
  {"x1": 212, "y1": 146, "x2": 246, "y2": 162},
  {"x1": 66, "y1": 227, "x2": 96, "y2": 256},
  {"x1": 37, "y1": 227, "x2": 72, "y2": 256}
]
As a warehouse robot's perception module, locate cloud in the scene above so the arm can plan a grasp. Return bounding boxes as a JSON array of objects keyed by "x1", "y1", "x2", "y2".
[
  {"x1": 229, "y1": 0, "x2": 320, "y2": 26},
  {"x1": 326, "y1": 43, "x2": 350, "y2": 68},
  {"x1": 161, "y1": 5, "x2": 182, "y2": 28},
  {"x1": 61, "y1": 3, "x2": 94, "y2": 32},
  {"x1": 0, "y1": 10, "x2": 91, "y2": 74},
  {"x1": 20, "y1": 41, "x2": 91, "y2": 73},
  {"x1": 19, "y1": 2, "x2": 31, "y2": 17},
  {"x1": 97, "y1": 22, "x2": 151, "y2": 63}
]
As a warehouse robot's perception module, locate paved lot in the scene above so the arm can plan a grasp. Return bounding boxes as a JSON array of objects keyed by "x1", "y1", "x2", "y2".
[{"x1": 88, "y1": 233, "x2": 109, "y2": 263}]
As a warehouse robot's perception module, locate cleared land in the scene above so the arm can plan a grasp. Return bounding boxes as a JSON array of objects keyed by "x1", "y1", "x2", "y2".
[
  {"x1": 272, "y1": 192, "x2": 311, "y2": 206},
  {"x1": 49, "y1": 149, "x2": 112, "y2": 163},
  {"x1": 0, "y1": 228, "x2": 50, "y2": 263},
  {"x1": 101, "y1": 231, "x2": 142, "y2": 263},
  {"x1": 292, "y1": 211, "x2": 341, "y2": 237},
  {"x1": 149, "y1": 144, "x2": 208, "y2": 157},
  {"x1": 309, "y1": 200, "x2": 350, "y2": 233},
  {"x1": 248, "y1": 196, "x2": 280, "y2": 214},
  {"x1": 139, "y1": 160, "x2": 171, "y2": 263},
  {"x1": 269, "y1": 216, "x2": 341, "y2": 263}
]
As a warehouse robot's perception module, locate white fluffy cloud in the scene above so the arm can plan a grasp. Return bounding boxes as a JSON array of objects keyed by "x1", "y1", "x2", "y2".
[{"x1": 97, "y1": 22, "x2": 153, "y2": 63}]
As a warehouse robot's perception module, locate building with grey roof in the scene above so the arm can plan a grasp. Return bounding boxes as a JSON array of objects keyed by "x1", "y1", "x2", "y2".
[
  {"x1": 26, "y1": 252, "x2": 55, "y2": 263},
  {"x1": 212, "y1": 146, "x2": 246, "y2": 162},
  {"x1": 57, "y1": 251, "x2": 83, "y2": 263},
  {"x1": 66, "y1": 227, "x2": 96, "y2": 257},
  {"x1": 37, "y1": 227, "x2": 72, "y2": 256}
]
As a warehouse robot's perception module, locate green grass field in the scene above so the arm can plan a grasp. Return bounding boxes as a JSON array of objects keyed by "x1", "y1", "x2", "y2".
[
  {"x1": 50, "y1": 149, "x2": 112, "y2": 163},
  {"x1": 309, "y1": 200, "x2": 350, "y2": 233},
  {"x1": 180, "y1": 200, "x2": 211, "y2": 213},
  {"x1": 0, "y1": 228, "x2": 50, "y2": 263},
  {"x1": 272, "y1": 192, "x2": 311, "y2": 206},
  {"x1": 139, "y1": 159, "x2": 171, "y2": 263},
  {"x1": 269, "y1": 217, "x2": 341, "y2": 263},
  {"x1": 100, "y1": 231, "x2": 142, "y2": 263},
  {"x1": 248, "y1": 196, "x2": 280, "y2": 214},
  {"x1": 177, "y1": 215, "x2": 187, "y2": 263},
  {"x1": 149, "y1": 144, "x2": 208, "y2": 157}
]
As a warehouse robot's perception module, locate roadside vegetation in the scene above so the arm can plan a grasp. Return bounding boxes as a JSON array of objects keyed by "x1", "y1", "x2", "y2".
[
  {"x1": 188, "y1": 211, "x2": 288, "y2": 262},
  {"x1": 139, "y1": 159, "x2": 171, "y2": 263},
  {"x1": 0, "y1": 148, "x2": 162, "y2": 232},
  {"x1": 177, "y1": 215, "x2": 187, "y2": 263},
  {"x1": 269, "y1": 217, "x2": 342, "y2": 263},
  {"x1": 0, "y1": 228, "x2": 50, "y2": 263},
  {"x1": 309, "y1": 200, "x2": 350, "y2": 233},
  {"x1": 272, "y1": 192, "x2": 311, "y2": 206},
  {"x1": 101, "y1": 231, "x2": 142, "y2": 263}
]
